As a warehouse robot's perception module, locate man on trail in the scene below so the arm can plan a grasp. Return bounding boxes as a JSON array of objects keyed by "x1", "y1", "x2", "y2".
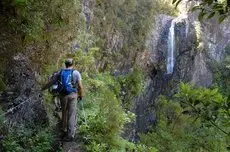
[{"x1": 42, "y1": 58, "x2": 84, "y2": 142}]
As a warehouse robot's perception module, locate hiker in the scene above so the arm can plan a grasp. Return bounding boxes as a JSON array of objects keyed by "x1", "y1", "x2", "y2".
[{"x1": 42, "y1": 58, "x2": 84, "y2": 142}]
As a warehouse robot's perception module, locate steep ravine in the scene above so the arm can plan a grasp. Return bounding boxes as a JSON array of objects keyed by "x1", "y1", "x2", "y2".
[{"x1": 135, "y1": 10, "x2": 230, "y2": 134}]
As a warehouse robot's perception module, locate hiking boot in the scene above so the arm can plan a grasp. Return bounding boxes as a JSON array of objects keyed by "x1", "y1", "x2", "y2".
[{"x1": 63, "y1": 136, "x2": 74, "y2": 142}]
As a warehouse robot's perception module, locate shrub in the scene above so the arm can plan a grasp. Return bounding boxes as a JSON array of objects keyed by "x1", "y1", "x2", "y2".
[
  {"x1": 2, "y1": 128, "x2": 55, "y2": 152},
  {"x1": 139, "y1": 83, "x2": 229, "y2": 152},
  {"x1": 78, "y1": 73, "x2": 132, "y2": 151}
]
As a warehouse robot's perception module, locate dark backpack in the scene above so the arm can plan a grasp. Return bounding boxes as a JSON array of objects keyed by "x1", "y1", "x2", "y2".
[
  {"x1": 57, "y1": 69, "x2": 76, "y2": 95},
  {"x1": 49, "y1": 71, "x2": 59, "y2": 94}
]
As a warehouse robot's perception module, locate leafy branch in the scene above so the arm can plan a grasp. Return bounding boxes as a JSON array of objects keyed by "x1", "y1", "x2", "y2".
[{"x1": 172, "y1": 0, "x2": 230, "y2": 23}]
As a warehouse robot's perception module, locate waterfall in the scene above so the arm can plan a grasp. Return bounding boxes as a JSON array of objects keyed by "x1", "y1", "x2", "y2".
[
  {"x1": 167, "y1": 20, "x2": 175, "y2": 74},
  {"x1": 166, "y1": 14, "x2": 188, "y2": 74},
  {"x1": 185, "y1": 19, "x2": 189, "y2": 38}
]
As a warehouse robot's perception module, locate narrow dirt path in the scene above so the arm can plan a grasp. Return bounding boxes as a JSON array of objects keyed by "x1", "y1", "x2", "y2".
[
  {"x1": 62, "y1": 141, "x2": 81, "y2": 152},
  {"x1": 53, "y1": 111, "x2": 82, "y2": 152}
]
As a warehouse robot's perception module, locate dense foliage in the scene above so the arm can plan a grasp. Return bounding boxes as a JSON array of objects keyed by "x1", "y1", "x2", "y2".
[
  {"x1": 173, "y1": 0, "x2": 230, "y2": 22},
  {"x1": 2, "y1": 128, "x2": 56, "y2": 152},
  {"x1": 78, "y1": 72, "x2": 156, "y2": 151},
  {"x1": 139, "y1": 83, "x2": 230, "y2": 151}
]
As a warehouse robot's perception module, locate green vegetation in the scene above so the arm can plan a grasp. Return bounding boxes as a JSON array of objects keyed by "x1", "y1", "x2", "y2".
[
  {"x1": 211, "y1": 45, "x2": 230, "y2": 97},
  {"x1": 0, "y1": 97, "x2": 59, "y2": 152},
  {"x1": 173, "y1": 0, "x2": 230, "y2": 22},
  {"x1": 118, "y1": 68, "x2": 144, "y2": 110},
  {"x1": 7, "y1": 0, "x2": 79, "y2": 42},
  {"x1": 2, "y1": 0, "x2": 230, "y2": 151},
  {"x1": 0, "y1": 0, "x2": 81, "y2": 73},
  {"x1": 78, "y1": 72, "x2": 156, "y2": 151},
  {"x1": 2, "y1": 128, "x2": 56, "y2": 152},
  {"x1": 139, "y1": 83, "x2": 230, "y2": 152},
  {"x1": 153, "y1": 0, "x2": 178, "y2": 16}
]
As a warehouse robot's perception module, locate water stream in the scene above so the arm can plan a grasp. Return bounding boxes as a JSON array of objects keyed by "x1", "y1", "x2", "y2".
[
  {"x1": 167, "y1": 20, "x2": 175, "y2": 74},
  {"x1": 166, "y1": 15, "x2": 188, "y2": 74}
]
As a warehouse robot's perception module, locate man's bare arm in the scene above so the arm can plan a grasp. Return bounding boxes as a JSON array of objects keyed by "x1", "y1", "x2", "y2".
[{"x1": 77, "y1": 80, "x2": 84, "y2": 98}]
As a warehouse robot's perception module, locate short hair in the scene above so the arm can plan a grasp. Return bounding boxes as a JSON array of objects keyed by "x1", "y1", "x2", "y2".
[{"x1": 65, "y1": 58, "x2": 74, "y2": 67}]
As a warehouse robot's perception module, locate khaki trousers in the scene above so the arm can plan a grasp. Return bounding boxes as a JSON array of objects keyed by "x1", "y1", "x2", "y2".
[{"x1": 60, "y1": 93, "x2": 77, "y2": 138}]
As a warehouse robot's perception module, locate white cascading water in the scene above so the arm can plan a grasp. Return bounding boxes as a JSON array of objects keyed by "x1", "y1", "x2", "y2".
[
  {"x1": 166, "y1": 14, "x2": 188, "y2": 74},
  {"x1": 167, "y1": 20, "x2": 175, "y2": 74},
  {"x1": 185, "y1": 18, "x2": 189, "y2": 38}
]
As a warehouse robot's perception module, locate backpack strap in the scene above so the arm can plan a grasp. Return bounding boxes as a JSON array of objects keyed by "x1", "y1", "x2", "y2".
[
  {"x1": 71, "y1": 69, "x2": 75, "y2": 88},
  {"x1": 58, "y1": 69, "x2": 63, "y2": 84}
]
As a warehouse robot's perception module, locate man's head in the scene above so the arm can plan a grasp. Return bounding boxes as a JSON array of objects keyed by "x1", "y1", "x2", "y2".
[{"x1": 65, "y1": 58, "x2": 74, "y2": 68}]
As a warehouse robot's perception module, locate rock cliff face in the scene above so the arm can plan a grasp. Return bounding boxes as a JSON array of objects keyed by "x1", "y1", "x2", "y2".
[
  {"x1": 135, "y1": 8, "x2": 230, "y2": 133},
  {"x1": 1, "y1": 53, "x2": 48, "y2": 128}
]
